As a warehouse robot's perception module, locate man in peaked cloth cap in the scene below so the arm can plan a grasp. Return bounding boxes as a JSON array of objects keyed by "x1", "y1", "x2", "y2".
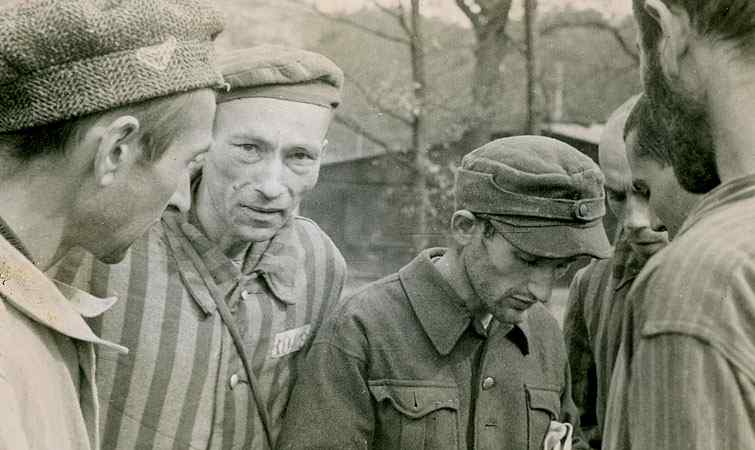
[
  {"x1": 279, "y1": 135, "x2": 611, "y2": 450},
  {"x1": 0, "y1": 1, "x2": 225, "y2": 449},
  {"x1": 53, "y1": 44, "x2": 347, "y2": 449}
]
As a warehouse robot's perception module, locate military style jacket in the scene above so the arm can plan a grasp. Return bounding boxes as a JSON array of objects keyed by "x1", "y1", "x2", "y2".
[{"x1": 279, "y1": 248, "x2": 586, "y2": 450}]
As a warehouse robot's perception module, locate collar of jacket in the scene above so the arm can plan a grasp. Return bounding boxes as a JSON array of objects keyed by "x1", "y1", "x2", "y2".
[
  {"x1": 162, "y1": 207, "x2": 304, "y2": 316},
  {"x1": 399, "y1": 248, "x2": 530, "y2": 357},
  {"x1": 0, "y1": 214, "x2": 34, "y2": 262},
  {"x1": 0, "y1": 235, "x2": 126, "y2": 353},
  {"x1": 678, "y1": 172, "x2": 755, "y2": 237}
]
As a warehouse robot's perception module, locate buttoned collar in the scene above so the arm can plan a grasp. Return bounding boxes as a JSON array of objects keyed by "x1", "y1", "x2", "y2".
[
  {"x1": 399, "y1": 248, "x2": 530, "y2": 356},
  {"x1": 162, "y1": 177, "x2": 305, "y2": 315},
  {"x1": 678, "y1": 173, "x2": 755, "y2": 237},
  {"x1": 0, "y1": 234, "x2": 126, "y2": 353}
]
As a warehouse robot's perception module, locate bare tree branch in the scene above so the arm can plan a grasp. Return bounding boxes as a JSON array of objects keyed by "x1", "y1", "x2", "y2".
[
  {"x1": 371, "y1": 0, "x2": 401, "y2": 20},
  {"x1": 396, "y1": 2, "x2": 412, "y2": 36},
  {"x1": 285, "y1": 0, "x2": 410, "y2": 45},
  {"x1": 454, "y1": 0, "x2": 482, "y2": 30},
  {"x1": 540, "y1": 20, "x2": 639, "y2": 63},
  {"x1": 345, "y1": 74, "x2": 413, "y2": 126}
]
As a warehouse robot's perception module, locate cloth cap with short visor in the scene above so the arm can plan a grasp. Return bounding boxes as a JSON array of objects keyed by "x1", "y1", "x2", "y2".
[
  {"x1": 216, "y1": 44, "x2": 343, "y2": 109},
  {"x1": 455, "y1": 135, "x2": 612, "y2": 259}
]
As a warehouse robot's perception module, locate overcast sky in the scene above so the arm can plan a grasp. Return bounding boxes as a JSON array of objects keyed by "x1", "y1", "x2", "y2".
[{"x1": 313, "y1": 0, "x2": 632, "y2": 25}]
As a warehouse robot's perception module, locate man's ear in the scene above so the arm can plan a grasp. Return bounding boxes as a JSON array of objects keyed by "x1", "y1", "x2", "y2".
[
  {"x1": 93, "y1": 115, "x2": 141, "y2": 187},
  {"x1": 450, "y1": 210, "x2": 480, "y2": 246},
  {"x1": 644, "y1": 0, "x2": 692, "y2": 80}
]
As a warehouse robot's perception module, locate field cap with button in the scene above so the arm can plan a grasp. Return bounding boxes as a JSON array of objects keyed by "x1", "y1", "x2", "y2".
[
  {"x1": 0, "y1": 0, "x2": 226, "y2": 134},
  {"x1": 455, "y1": 135, "x2": 612, "y2": 259},
  {"x1": 217, "y1": 44, "x2": 343, "y2": 108}
]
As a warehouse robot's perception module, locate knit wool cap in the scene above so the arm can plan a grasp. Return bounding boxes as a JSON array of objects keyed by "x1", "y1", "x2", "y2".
[
  {"x1": 456, "y1": 135, "x2": 612, "y2": 259},
  {"x1": 217, "y1": 45, "x2": 343, "y2": 108},
  {"x1": 0, "y1": 0, "x2": 226, "y2": 133}
]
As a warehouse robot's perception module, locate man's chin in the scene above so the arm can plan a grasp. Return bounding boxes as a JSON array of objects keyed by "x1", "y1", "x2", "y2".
[
  {"x1": 495, "y1": 308, "x2": 528, "y2": 326},
  {"x1": 630, "y1": 240, "x2": 666, "y2": 260},
  {"x1": 234, "y1": 221, "x2": 288, "y2": 243}
]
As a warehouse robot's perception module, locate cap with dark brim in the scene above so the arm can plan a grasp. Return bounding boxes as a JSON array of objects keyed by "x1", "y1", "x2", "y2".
[{"x1": 485, "y1": 215, "x2": 612, "y2": 259}]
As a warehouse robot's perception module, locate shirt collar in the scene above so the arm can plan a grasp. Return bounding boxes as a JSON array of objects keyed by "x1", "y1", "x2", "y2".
[
  {"x1": 0, "y1": 214, "x2": 34, "y2": 263},
  {"x1": 678, "y1": 173, "x2": 755, "y2": 236},
  {"x1": 0, "y1": 235, "x2": 126, "y2": 353},
  {"x1": 399, "y1": 248, "x2": 530, "y2": 356},
  {"x1": 163, "y1": 176, "x2": 305, "y2": 311}
]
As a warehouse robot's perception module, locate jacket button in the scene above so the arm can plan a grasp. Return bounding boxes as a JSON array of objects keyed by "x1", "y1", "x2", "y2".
[
  {"x1": 229, "y1": 373, "x2": 240, "y2": 389},
  {"x1": 241, "y1": 290, "x2": 251, "y2": 301},
  {"x1": 482, "y1": 376, "x2": 496, "y2": 390}
]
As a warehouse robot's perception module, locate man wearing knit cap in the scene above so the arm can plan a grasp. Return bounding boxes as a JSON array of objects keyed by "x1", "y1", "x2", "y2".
[
  {"x1": 0, "y1": 1, "x2": 224, "y2": 449},
  {"x1": 279, "y1": 136, "x2": 610, "y2": 450},
  {"x1": 53, "y1": 44, "x2": 346, "y2": 449}
]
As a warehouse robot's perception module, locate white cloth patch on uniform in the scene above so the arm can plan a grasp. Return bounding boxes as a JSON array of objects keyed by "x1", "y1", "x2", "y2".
[{"x1": 270, "y1": 324, "x2": 311, "y2": 358}]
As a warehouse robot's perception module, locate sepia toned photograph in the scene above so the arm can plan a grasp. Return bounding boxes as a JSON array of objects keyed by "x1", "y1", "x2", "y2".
[{"x1": 0, "y1": 0, "x2": 750, "y2": 449}]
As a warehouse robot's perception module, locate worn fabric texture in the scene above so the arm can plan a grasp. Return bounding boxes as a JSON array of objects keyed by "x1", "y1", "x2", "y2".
[
  {"x1": 279, "y1": 248, "x2": 587, "y2": 450},
  {"x1": 603, "y1": 174, "x2": 755, "y2": 450},
  {"x1": 0, "y1": 230, "x2": 124, "y2": 450},
  {"x1": 0, "y1": 0, "x2": 225, "y2": 133},
  {"x1": 216, "y1": 44, "x2": 343, "y2": 108},
  {"x1": 455, "y1": 136, "x2": 611, "y2": 259},
  {"x1": 50, "y1": 206, "x2": 346, "y2": 450},
  {"x1": 562, "y1": 233, "x2": 643, "y2": 449}
]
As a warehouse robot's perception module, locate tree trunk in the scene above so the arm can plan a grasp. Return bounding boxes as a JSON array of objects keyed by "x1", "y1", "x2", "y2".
[
  {"x1": 524, "y1": 0, "x2": 538, "y2": 134},
  {"x1": 464, "y1": 1, "x2": 514, "y2": 150},
  {"x1": 409, "y1": 0, "x2": 430, "y2": 251}
]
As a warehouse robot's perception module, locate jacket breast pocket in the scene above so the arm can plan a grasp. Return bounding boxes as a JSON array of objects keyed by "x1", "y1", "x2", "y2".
[
  {"x1": 368, "y1": 380, "x2": 460, "y2": 450},
  {"x1": 526, "y1": 384, "x2": 562, "y2": 450}
]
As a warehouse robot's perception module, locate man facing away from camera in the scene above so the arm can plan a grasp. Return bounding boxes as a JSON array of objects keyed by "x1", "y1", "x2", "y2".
[
  {"x1": 603, "y1": 1, "x2": 755, "y2": 448},
  {"x1": 0, "y1": 1, "x2": 224, "y2": 449},
  {"x1": 52, "y1": 45, "x2": 347, "y2": 450},
  {"x1": 279, "y1": 135, "x2": 614, "y2": 450},
  {"x1": 562, "y1": 95, "x2": 668, "y2": 449}
]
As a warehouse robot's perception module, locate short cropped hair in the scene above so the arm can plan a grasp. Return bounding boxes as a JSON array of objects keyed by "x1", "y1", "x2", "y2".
[
  {"x1": 633, "y1": 0, "x2": 755, "y2": 57},
  {"x1": 0, "y1": 89, "x2": 206, "y2": 163},
  {"x1": 624, "y1": 95, "x2": 673, "y2": 167}
]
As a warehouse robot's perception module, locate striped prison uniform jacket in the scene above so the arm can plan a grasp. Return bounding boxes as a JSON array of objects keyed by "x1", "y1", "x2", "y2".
[
  {"x1": 50, "y1": 210, "x2": 346, "y2": 450},
  {"x1": 562, "y1": 233, "x2": 644, "y2": 449},
  {"x1": 603, "y1": 174, "x2": 755, "y2": 450}
]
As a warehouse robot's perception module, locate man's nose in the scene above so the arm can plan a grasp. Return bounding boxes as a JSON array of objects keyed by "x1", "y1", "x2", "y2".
[
  {"x1": 623, "y1": 194, "x2": 650, "y2": 232},
  {"x1": 167, "y1": 171, "x2": 192, "y2": 214},
  {"x1": 255, "y1": 157, "x2": 286, "y2": 200},
  {"x1": 527, "y1": 265, "x2": 556, "y2": 305}
]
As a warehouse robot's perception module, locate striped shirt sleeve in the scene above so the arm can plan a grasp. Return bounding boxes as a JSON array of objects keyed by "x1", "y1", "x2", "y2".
[
  {"x1": 628, "y1": 333, "x2": 755, "y2": 450},
  {"x1": 563, "y1": 265, "x2": 598, "y2": 438}
]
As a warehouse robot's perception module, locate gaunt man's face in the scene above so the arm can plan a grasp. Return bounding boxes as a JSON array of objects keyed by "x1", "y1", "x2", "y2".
[
  {"x1": 462, "y1": 222, "x2": 575, "y2": 325},
  {"x1": 202, "y1": 97, "x2": 332, "y2": 244}
]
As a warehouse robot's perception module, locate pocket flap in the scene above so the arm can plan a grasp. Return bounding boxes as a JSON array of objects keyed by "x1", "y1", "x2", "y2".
[
  {"x1": 368, "y1": 380, "x2": 460, "y2": 419},
  {"x1": 525, "y1": 385, "x2": 561, "y2": 418}
]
